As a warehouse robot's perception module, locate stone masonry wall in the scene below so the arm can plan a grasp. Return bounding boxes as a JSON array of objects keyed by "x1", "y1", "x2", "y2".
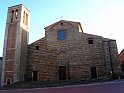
[
  {"x1": 26, "y1": 38, "x2": 57, "y2": 81},
  {"x1": 26, "y1": 20, "x2": 120, "y2": 81},
  {"x1": 45, "y1": 20, "x2": 107, "y2": 80}
]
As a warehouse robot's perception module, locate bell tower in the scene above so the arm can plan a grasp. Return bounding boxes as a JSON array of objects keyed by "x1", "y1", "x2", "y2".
[{"x1": 1, "y1": 4, "x2": 30, "y2": 86}]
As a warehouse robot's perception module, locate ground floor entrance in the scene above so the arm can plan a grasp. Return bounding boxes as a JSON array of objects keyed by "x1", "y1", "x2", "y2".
[
  {"x1": 59, "y1": 66, "x2": 66, "y2": 80},
  {"x1": 91, "y1": 67, "x2": 97, "y2": 79},
  {"x1": 32, "y1": 71, "x2": 38, "y2": 81}
]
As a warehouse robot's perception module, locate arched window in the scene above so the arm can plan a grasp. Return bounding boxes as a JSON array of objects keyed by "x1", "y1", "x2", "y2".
[
  {"x1": 15, "y1": 9, "x2": 18, "y2": 19},
  {"x1": 11, "y1": 10, "x2": 14, "y2": 23},
  {"x1": 23, "y1": 11, "x2": 25, "y2": 23},
  {"x1": 25, "y1": 13, "x2": 28, "y2": 25}
]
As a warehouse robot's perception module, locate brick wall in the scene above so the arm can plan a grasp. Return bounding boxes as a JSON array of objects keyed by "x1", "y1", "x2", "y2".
[
  {"x1": 119, "y1": 49, "x2": 124, "y2": 72},
  {"x1": 119, "y1": 49, "x2": 124, "y2": 65}
]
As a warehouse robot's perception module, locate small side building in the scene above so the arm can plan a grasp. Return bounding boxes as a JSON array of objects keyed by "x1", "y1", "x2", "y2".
[
  {"x1": 0, "y1": 57, "x2": 2, "y2": 85},
  {"x1": 119, "y1": 49, "x2": 124, "y2": 72}
]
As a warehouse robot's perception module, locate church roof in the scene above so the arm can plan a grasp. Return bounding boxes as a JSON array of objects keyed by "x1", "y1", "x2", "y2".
[
  {"x1": 44, "y1": 20, "x2": 79, "y2": 28},
  {"x1": 44, "y1": 20, "x2": 83, "y2": 32}
]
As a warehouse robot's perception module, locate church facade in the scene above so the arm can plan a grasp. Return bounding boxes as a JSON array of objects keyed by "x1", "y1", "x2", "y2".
[
  {"x1": 1, "y1": 4, "x2": 121, "y2": 86},
  {"x1": 25, "y1": 20, "x2": 121, "y2": 82}
]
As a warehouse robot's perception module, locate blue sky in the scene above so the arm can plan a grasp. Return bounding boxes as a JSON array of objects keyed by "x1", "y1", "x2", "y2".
[{"x1": 0, "y1": 0, "x2": 124, "y2": 56}]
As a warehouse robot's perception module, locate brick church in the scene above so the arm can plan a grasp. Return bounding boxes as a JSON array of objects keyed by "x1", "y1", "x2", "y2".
[{"x1": 0, "y1": 4, "x2": 121, "y2": 86}]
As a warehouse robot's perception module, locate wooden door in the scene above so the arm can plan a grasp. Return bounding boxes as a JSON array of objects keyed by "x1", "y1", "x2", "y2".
[
  {"x1": 32, "y1": 71, "x2": 38, "y2": 81},
  {"x1": 59, "y1": 66, "x2": 66, "y2": 80},
  {"x1": 91, "y1": 67, "x2": 97, "y2": 79}
]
